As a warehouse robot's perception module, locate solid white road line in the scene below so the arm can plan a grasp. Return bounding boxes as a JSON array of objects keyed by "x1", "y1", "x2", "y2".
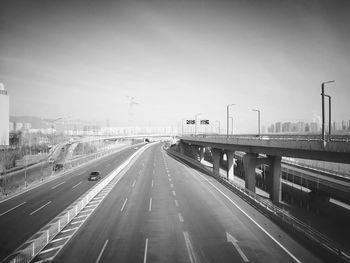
[
  {"x1": 30, "y1": 201, "x2": 51, "y2": 215},
  {"x1": 0, "y1": 201, "x2": 26, "y2": 217},
  {"x1": 193, "y1": 171, "x2": 302, "y2": 263},
  {"x1": 183, "y1": 232, "x2": 199, "y2": 263},
  {"x1": 51, "y1": 181, "x2": 65, "y2": 189},
  {"x1": 72, "y1": 181, "x2": 82, "y2": 189},
  {"x1": 143, "y1": 238, "x2": 149, "y2": 263},
  {"x1": 172, "y1": 190, "x2": 176, "y2": 196},
  {"x1": 178, "y1": 213, "x2": 184, "y2": 222},
  {"x1": 149, "y1": 198, "x2": 152, "y2": 212},
  {"x1": 132, "y1": 180, "x2": 136, "y2": 187},
  {"x1": 96, "y1": 239, "x2": 109, "y2": 263},
  {"x1": 174, "y1": 200, "x2": 179, "y2": 207},
  {"x1": 121, "y1": 198, "x2": 128, "y2": 212}
]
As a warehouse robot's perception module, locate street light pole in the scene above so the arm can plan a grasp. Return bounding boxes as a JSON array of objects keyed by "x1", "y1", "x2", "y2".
[
  {"x1": 195, "y1": 113, "x2": 202, "y2": 136},
  {"x1": 252, "y1": 109, "x2": 261, "y2": 137},
  {"x1": 229, "y1": 117, "x2": 233, "y2": 135},
  {"x1": 227, "y1": 104, "x2": 235, "y2": 138},
  {"x1": 321, "y1": 81, "x2": 334, "y2": 141},
  {"x1": 325, "y1": 94, "x2": 332, "y2": 141}
]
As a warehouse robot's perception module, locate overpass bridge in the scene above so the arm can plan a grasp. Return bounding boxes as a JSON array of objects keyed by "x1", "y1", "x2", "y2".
[{"x1": 177, "y1": 134, "x2": 350, "y2": 204}]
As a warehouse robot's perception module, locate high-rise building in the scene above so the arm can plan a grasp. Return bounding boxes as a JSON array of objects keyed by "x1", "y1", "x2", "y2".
[
  {"x1": 267, "y1": 124, "x2": 275, "y2": 133},
  {"x1": 0, "y1": 83, "x2": 9, "y2": 145},
  {"x1": 282, "y1": 122, "x2": 292, "y2": 133},
  {"x1": 275, "y1": 122, "x2": 282, "y2": 133},
  {"x1": 296, "y1": 122, "x2": 305, "y2": 133}
]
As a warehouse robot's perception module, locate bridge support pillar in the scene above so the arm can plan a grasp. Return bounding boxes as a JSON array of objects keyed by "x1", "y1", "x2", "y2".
[
  {"x1": 268, "y1": 155, "x2": 282, "y2": 204},
  {"x1": 243, "y1": 153, "x2": 258, "y2": 192},
  {"x1": 179, "y1": 142, "x2": 185, "y2": 155},
  {"x1": 211, "y1": 148, "x2": 221, "y2": 177},
  {"x1": 226, "y1": 151, "x2": 235, "y2": 181},
  {"x1": 190, "y1": 145, "x2": 199, "y2": 160},
  {"x1": 199, "y1": 147, "x2": 205, "y2": 162}
]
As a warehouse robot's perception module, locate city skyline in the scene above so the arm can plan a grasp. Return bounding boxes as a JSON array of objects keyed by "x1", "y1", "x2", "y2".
[{"x1": 1, "y1": 0, "x2": 350, "y2": 133}]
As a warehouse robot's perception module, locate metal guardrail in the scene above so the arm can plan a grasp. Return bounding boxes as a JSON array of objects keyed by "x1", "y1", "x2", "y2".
[
  {"x1": 166, "y1": 148, "x2": 350, "y2": 263},
  {"x1": 282, "y1": 159, "x2": 350, "y2": 180},
  {"x1": 3, "y1": 143, "x2": 154, "y2": 263},
  {"x1": 182, "y1": 134, "x2": 350, "y2": 142}
]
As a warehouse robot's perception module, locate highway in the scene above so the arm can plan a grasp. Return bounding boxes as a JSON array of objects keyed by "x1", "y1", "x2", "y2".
[
  {"x1": 35, "y1": 143, "x2": 324, "y2": 263},
  {"x1": 0, "y1": 144, "x2": 144, "y2": 261}
]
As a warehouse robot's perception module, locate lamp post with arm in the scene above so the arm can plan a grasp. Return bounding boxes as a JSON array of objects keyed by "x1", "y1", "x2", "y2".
[{"x1": 226, "y1": 104, "x2": 235, "y2": 138}]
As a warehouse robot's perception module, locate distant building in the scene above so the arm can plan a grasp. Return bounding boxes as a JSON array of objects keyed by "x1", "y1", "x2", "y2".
[
  {"x1": 309, "y1": 122, "x2": 318, "y2": 133},
  {"x1": 0, "y1": 83, "x2": 9, "y2": 145},
  {"x1": 267, "y1": 124, "x2": 275, "y2": 133},
  {"x1": 23, "y1": 123, "x2": 32, "y2": 130},
  {"x1": 296, "y1": 122, "x2": 305, "y2": 133},
  {"x1": 282, "y1": 122, "x2": 292, "y2": 133},
  {"x1": 275, "y1": 122, "x2": 282, "y2": 133},
  {"x1": 9, "y1": 121, "x2": 14, "y2": 131},
  {"x1": 14, "y1": 122, "x2": 23, "y2": 131}
]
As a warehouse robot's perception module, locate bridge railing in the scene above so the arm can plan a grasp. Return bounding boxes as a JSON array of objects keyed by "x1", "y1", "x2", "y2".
[
  {"x1": 166, "y1": 147, "x2": 350, "y2": 263},
  {"x1": 181, "y1": 133, "x2": 350, "y2": 142}
]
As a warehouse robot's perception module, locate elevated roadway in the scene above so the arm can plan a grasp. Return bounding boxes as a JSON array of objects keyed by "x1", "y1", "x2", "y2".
[{"x1": 180, "y1": 134, "x2": 350, "y2": 164}]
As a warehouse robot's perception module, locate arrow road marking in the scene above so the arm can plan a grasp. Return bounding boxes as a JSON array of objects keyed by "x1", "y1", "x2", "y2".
[{"x1": 226, "y1": 232, "x2": 249, "y2": 262}]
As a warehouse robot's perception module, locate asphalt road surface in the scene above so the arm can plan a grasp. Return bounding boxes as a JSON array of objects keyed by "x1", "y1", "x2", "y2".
[
  {"x1": 0, "y1": 144, "x2": 144, "y2": 261},
  {"x1": 51, "y1": 143, "x2": 324, "y2": 263}
]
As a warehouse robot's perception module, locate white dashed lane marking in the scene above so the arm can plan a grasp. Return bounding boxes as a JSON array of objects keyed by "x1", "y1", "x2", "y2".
[
  {"x1": 0, "y1": 202, "x2": 26, "y2": 217},
  {"x1": 96, "y1": 239, "x2": 109, "y2": 263},
  {"x1": 149, "y1": 198, "x2": 152, "y2": 212},
  {"x1": 72, "y1": 181, "x2": 82, "y2": 189},
  {"x1": 30, "y1": 201, "x2": 51, "y2": 216},
  {"x1": 51, "y1": 181, "x2": 65, "y2": 189},
  {"x1": 143, "y1": 238, "x2": 149, "y2": 263},
  {"x1": 121, "y1": 198, "x2": 128, "y2": 212}
]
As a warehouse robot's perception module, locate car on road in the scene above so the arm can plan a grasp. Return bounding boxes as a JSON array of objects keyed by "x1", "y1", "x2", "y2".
[
  {"x1": 88, "y1": 171, "x2": 101, "y2": 181},
  {"x1": 53, "y1": 163, "x2": 63, "y2": 171},
  {"x1": 48, "y1": 158, "x2": 54, "y2": 164}
]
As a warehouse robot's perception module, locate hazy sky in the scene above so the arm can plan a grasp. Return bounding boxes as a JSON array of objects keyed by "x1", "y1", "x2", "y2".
[{"x1": 1, "y1": 0, "x2": 349, "y2": 132}]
